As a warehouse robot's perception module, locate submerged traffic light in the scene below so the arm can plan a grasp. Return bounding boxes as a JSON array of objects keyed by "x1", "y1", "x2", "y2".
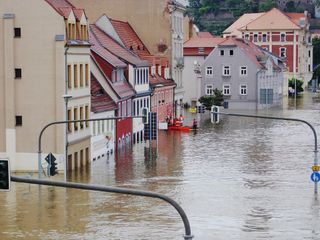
[
  {"x1": 197, "y1": 105, "x2": 205, "y2": 113},
  {"x1": 211, "y1": 106, "x2": 220, "y2": 123},
  {"x1": 45, "y1": 153, "x2": 58, "y2": 177},
  {"x1": 141, "y1": 107, "x2": 149, "y2": 124},
  {"x1": 0, "y1": 159, "x2": 10, "y2": 191}
]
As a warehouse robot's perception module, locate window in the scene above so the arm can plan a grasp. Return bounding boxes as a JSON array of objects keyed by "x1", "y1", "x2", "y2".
[
  {"x1": 15, "y1": 68, "x2": 22, "y2": 79},
  {"x1": 68, "y1": 65, "x2": 72, "y2": 88},
  {"x1": 220, "y1": 50, "x2": 224, "y2": 56},
  {"x1": 14, "y1": 28, "x2": 21, "y2": 38},
  {"x1": 240, "y1": 84, "x2": 247, "y2": 95},
  {"x1": 74, "y1": 108, "x2": 78, "y2": 131},
  {"x1": 80, "y1": 64, "x2": 84, "y2": 87},
  {"x1": 253, "y1": 34, "x2": 258, "y2": 42},
  {"x1": 85, "y1": 64, "x2": 89, "y2": 86},
  {"x1": 229, "y1": 50, "x2": 234, "y2": 56},
  {"x1": 262, "y1": 34, "x2": 267, "y2": 42},
  {"x1": 280, "y1": 47, "x2": 286, "y2": 58},
  {"x1": 240, "y1": 66, "x2": 247, "y2": 76},
  {"x1": 223, "y1": 85, "x2": 230, "y2": 95},
  {"x1": 85, "y1": 105, "x2": 89, "y2": 127},
  {"x1": 74, "y1": 64, "x2": 78, "y2": 88},
  {"x1": 205, "y1": 84, "x2": 213, "y2": 95},
  {"x1": 80, "y1": 106, "x2": 84, "y2": 129},
  {"x1": 223, "y1": 66, "x2": 230, "y2": 76},
  {"x1": 68, "y1": 109, "x2": 72, "y2": 132},
  {"x1": 280, "y1": 33, "x2": 286, "y2": 42},
  {"x1": 198, "y1": 47, "x2": 204, "y2": 54},
  {"x1": 206, "y1": 66, "x2": 213, "y2": 76},
  {"x1": 15, "y1": 116, "x2": 22, "y2": 126},
  {"x1": 260, "y1": 89, "x2": 273, "y2": 104}
]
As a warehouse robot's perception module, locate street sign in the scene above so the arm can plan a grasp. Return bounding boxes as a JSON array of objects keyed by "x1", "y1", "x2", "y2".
[
  {"x1": 312, "y1": 165, "x2": 320, "y2": 172},
  {"x1": 310, "y1": 172, "x2": 320, "y2": 183}
]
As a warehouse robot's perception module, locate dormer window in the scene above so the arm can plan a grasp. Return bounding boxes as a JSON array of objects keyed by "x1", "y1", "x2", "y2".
[
  {"x1": 68, "y1": 23, "x2": 76, "y2": 40},
  {"x1": 80, "y1": 24, "x2": 88, "y2": 40}
]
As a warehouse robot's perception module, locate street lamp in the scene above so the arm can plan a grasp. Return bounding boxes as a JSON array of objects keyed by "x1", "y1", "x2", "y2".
[{"x1": 62, "y1": 94, "x2": 72, "y2": 181}]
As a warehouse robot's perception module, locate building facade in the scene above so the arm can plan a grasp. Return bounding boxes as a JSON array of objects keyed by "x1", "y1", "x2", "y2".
[
  {"x1": 183, "y1": 32, "x2": 224, "y2": 107},
  {"x1": 0, "y1": 0, "x2": 91, "y2": 172},
  {"x1": 223, "y1": 8, "x2": 313, "y2": 91},
  {"x1": 69, "y1": 0, "x2": 189, "y2": 117},
  {"x1": 201, "y1": 38, "x2": 284, "y2": 110}
]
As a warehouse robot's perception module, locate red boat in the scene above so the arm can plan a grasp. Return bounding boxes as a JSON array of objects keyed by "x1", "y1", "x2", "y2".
[{"x1": 167, "y1": 125, "x2": 191, "y2": 133}]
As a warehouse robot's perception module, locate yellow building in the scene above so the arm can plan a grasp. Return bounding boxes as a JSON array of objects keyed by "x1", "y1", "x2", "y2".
[
  {"x1": 0, "y1": 0, "x2": 91, "y2": 172},
  {"x1": 70, "y1": 0, "x2": 192, "y2": 116}
]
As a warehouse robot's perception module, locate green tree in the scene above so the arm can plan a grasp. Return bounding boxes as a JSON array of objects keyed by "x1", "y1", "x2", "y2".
[
  {"x1": 259, "y1": 0, "x2": 277, "y2": 12},
  {"x1": 288, "y1": 78, "x2": 304, "y2": 95},
  {"x1": 198, "y1": 88, "x2": 224, "y2": 109}
]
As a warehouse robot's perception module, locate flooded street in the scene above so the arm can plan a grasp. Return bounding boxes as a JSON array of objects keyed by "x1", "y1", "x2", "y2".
[{"x1": 1, "y1": 92, "x2": 320, "y2": 240}]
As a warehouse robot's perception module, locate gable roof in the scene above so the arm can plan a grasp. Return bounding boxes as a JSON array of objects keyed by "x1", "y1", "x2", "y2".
[
  {"x1": 217, "y1": 37, "x2": 281, "y2": 70},
  {"x1": 90, "y1": 24, "x2": 149, "y2": 67},
  {"x1": 239, "y1": 8, "x2": 301, "y2": 31},
  {"x1": 45, "y1": 0, "x2": 84, "y2": 19},
  {"x1": 91, "y1": 75, "x2": 117, "y2": 113},
  {"x1": 223, "y1": 13, "x2": 264, "y2": 36},
  {"x1": 184, "y1": 35, "x2": 224, "y2": 48},
  {"x1": 109, "y1": 18, "x2": 151, "y2": 56},
  {"x1": 89, "y1": 26, "x2": 127, "y2": 68}
]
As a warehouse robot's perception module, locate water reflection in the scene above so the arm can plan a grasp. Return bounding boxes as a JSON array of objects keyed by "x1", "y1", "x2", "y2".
[{"x1": 1, "y1": 92, "x2": 320, "y2": 239}]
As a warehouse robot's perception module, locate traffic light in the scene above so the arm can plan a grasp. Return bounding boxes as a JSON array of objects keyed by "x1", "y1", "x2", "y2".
[
  {"x1": 141, "y1": 107, "x2": 149, "y2": 124},
  {"x1": 0, "y1": 159, "x2": 10, "y2": 191},
  {"x1": 45, "y1": 153, "x2": 58, "y2": 177},
  {"x1": 197, "y1": 105, "x2": 205, "y2": 113},
  {"x1": 211, "y1": 106, "x2": 220, "y2": 123}
]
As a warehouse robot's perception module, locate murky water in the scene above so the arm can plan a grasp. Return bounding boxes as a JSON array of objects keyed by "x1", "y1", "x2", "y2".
[{"x1": 1, "y1": 92, "x2": 320, "y2": 240}]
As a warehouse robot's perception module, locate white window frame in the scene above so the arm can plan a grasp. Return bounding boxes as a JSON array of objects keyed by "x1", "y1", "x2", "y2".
[
  {"x1": 280, "y1": 47, "x2": 286, "y2": 58},
  {"x1": 205, "y1": 84, "x2": 214, "y2": 95},
  {"x1": 206, "y1": 66, "x2": 213, "y2": 76},
  {"x1": 223, "y1": 84, "x2": 230, "y2": 95},
  {"x1": 280, "y1": 32, "x2": 286, "y2": 42},
  {"x1": 240, "y1": 66, "x2": 247, "y2": 76},
  {"x1": 222, "y1": 65, "x2": 231, "y2": 76},
  {"x1": 240, "y1": 84, "x2": 247, "y2": 95},
  {"x1": 262, "y1": 34, "x2": 267, "y2": 42}
]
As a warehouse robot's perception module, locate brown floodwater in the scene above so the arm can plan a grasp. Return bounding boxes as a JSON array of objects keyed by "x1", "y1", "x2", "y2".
[{"x1": 1, "y1": 92, "x2": 320, "y2": 239}]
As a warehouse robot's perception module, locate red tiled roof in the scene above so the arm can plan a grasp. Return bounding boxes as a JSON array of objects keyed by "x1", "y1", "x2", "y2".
[
  {"x1": 91, "y1": 75, "x2": 117, "y2": 113},
  {"x1": 112, "y1": 81, "x2": 136, "y2": 99},
  {"x1": 218, "y1": 38, "x2": 267, "y2": 68},
  {"x1": 45, "y1": 0, "x2": 75, "y2": 17},
  {"x1": 184, "y1": 36, "x2": 224, "y2": 48},
  {"x1": 90, "y1": 26, "x2": 127, "y2": 68},
  {"x1": 197, "y1": 32, "x2": 214, "y2": 38},
  {"x1": 149, "y1": 74, "x2": 176, "y2": 87},
  {"x1": 90, "y1": 24, "x2": 149, "y2": 67},
  {"x1": 109, "y1": 18, "x2": 150, "y2": 56},
  {"x1": 91, "y1": 52, "x2": 135, "y2": 100}
]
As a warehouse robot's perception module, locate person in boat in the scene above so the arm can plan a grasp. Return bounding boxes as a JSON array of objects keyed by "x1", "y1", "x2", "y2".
[
  {"x1": 174, "y1": 118, "x2": 180, "y2": 127},
  {"x1": 192, "y1": 118, "x2": 198, "y2": 130},
  {"x1": 179, "y1": 114, "x2": 184, "y2": 126}
]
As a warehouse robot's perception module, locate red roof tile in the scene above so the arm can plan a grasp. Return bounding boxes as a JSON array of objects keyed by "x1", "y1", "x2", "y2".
[
  {"x1": 90, "y1": 24, "x2": 149, "y2": 67},
  {"x1": 184, "y1": 36, "x2": 224, "y2": 48},
  {"x1": 197, "y1": 32, "x2": 214, "y2": 38},
  {"x1": 109, "y1": 18, "x2": 150, "y2": 56},
  {"x1": 90, "y1": 26, "x2": 127, "y2": 68},
  {"x1": 218, "y1": 38, "x2": 267, "y2": 68},
  {"x1": 91, "y1": 75, "x2": 117, "y2": 113}
]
